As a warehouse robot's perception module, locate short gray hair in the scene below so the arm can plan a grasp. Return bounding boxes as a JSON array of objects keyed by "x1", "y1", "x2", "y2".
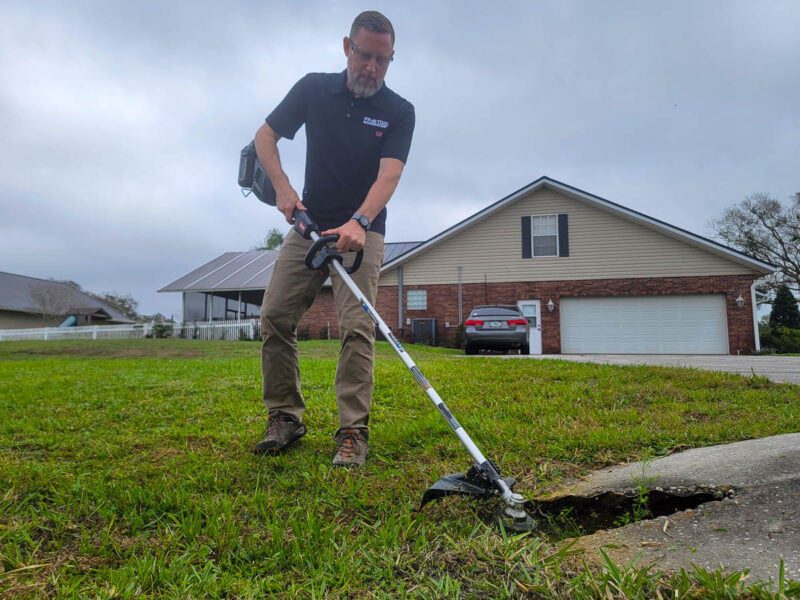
[{"x1": 350, "y1": 11, "x2": 395, "y2": 45}]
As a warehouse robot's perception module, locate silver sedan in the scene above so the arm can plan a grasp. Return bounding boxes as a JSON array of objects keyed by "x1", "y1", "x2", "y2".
[{"x1": 464, "y1": 305, "x2": 529, "y2": 355}]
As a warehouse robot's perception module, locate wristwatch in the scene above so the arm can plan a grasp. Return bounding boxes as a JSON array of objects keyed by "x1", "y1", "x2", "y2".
[{"x1": 351, "y1": 212, "x2": 371, "y2": 231}]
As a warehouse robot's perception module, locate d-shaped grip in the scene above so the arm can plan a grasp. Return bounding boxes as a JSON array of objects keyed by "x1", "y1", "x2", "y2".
[{"x1": 304, "y1": 235, "x2": 363, "y2": 274}]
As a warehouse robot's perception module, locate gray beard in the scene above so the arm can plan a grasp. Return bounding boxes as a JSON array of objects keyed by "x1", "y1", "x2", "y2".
[{"x1": 348, "y1": 72, "x2": 383, "y2": 98}]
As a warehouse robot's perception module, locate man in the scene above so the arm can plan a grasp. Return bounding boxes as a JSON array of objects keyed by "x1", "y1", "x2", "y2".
[{"x1": 252, "y1": 11, "x2": 414, "y2": 467}]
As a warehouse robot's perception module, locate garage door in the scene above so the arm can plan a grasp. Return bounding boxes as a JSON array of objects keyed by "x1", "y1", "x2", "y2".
[{"x1": 560, "y1": 295, "x2": 728, "y2": 354}]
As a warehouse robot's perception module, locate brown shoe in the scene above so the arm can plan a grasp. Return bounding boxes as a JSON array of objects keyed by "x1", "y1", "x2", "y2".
[
  {"x1": 253, "y1": 411, "x2": 306, "y2": 455},
  {"x1": 332, "y1": 428, "x2": 369, "y2": 468}
]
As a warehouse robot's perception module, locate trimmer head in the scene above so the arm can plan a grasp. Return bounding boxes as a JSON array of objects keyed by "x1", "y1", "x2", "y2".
[
  {"x1": 420, "y1": 464, "x2": 538, "y2": 533},
  {"x1": 492, "y1": 504, "x2": 538, "y2": 533}
]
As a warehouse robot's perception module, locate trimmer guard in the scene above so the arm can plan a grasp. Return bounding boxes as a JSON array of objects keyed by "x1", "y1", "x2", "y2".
[{"x1": 420, "y1": 472, "x2": 518, "y2": 507}]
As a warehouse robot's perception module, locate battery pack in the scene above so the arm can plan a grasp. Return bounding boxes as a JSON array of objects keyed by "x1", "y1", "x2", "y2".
[{"x1": 238, "y1": 140, "x2": 275, "y2": 205}]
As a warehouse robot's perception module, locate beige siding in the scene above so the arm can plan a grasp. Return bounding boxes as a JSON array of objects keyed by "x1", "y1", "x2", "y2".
[
  {"x1": 0, "y1": 310, "x2": 55, "y2": 329},
  {"x1": 381, "y1": 188, "x2": 760, "y2": 286}
]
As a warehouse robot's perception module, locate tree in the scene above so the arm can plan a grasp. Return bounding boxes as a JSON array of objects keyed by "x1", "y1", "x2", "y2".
[
  {"x1": 28, "y1": 281, "x2": 72, "y2": 324},
  {"x1": 710, "y1": 192, "x2": 800, "y2": 299},
  {"x1": 251, "y1": 228, "x2": 284, "y2": 251},
  {"x1": 769, "y1": 284, "x2": 800, "y2": 329},
  {"x1": 94, "y1": 292, "x2": 140, "y2": 320}
]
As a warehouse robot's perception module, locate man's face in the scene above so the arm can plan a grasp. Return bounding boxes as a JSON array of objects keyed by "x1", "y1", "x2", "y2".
[{"x1": 343, "y1": 29, "x2": 394, "y2": 98}]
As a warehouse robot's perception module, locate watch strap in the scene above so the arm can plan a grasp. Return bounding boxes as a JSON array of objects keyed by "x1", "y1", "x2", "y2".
[{"x1": 352, "y1": 212, "x2": 371, "y2": 231}]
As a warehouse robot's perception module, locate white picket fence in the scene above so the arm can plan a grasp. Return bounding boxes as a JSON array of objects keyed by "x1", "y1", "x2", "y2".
[
  {"x1": 173, "y1": 319, "x2": 260, "y2": 341},
  {"x1": 0, "y1": 319, "x2": 261, "y2": 342}
]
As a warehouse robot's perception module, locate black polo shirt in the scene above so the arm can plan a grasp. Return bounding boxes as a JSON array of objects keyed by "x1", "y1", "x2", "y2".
[{"x1": 265, "y1": 70, "x2": 415, "y2": 235}]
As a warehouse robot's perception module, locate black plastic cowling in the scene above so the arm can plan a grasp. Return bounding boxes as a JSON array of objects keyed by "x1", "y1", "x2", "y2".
[{"x1": 238, "y1": 141, "x2": 276, "y2": 206}]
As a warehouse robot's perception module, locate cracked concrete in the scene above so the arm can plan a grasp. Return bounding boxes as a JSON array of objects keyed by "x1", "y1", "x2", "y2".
[{"x1": 540, "y1": 433, "x2": 800, "y2": 584}]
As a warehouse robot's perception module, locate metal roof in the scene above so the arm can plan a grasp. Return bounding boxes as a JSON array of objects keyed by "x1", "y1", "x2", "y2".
[
  {"x1": 383, "y1": 241, "x2": 424, "y2": 264},
  {"x1": 0, "y1": 271, "x2": 134, "y2": 322},
  {"x1": 158, "y1": 242, "x2": 423, "y2": 294}
]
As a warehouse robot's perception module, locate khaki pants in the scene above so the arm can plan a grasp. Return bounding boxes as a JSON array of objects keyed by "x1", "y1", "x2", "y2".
[{"x1": 260, "y1": 228, "x2": 385, "y2": 435}]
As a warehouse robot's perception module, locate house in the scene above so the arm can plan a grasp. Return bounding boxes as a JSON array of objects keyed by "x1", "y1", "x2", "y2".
[
  {"x1": 160, "y1": 177, "x2": 773, "y2": 354},
  {"x1": 0, "y1": 271, "x2": 134, "y2": 329}
]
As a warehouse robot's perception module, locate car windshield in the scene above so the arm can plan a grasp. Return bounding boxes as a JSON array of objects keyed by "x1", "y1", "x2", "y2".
[{"x1": 471, "y1": 307, "x2": 521, "y2": 317}]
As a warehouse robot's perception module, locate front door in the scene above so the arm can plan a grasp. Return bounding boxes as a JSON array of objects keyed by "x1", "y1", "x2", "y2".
[{"x1": 517, "y1": 300, "x2": 542, "y2": 354}]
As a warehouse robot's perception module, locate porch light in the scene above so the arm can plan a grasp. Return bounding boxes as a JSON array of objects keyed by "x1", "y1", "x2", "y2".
[
  {"x1": 547, "y1": 299, "x2": 555, "y2": 312},
  {"x1": 735, "y1": 295, "x2": 745, "y2": 309}
]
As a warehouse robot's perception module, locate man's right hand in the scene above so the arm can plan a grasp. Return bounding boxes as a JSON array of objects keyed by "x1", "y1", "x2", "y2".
[{"x1": 275, "y1": 184, "x2": 306, "y2": 223}]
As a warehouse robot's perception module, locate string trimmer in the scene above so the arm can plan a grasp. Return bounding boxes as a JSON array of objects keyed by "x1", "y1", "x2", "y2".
[{"x1": 239, "y1": 142, "x2": 536, "y2": 532}]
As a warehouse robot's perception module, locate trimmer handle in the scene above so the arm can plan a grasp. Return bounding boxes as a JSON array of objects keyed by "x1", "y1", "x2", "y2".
[
  {"x1": 292, "y1": 210, "x2": 318, "y2": 239},
  {"x1": 304, "y1": 234, "x2": 363, "y2": 274},
  {"x1": 293, "y1": 211, "x2": 363, "y2": 274}
]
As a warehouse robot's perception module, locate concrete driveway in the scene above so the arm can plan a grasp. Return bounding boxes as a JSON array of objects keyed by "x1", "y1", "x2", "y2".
[{"x1": 514, "y1": 354, "x2": 800, "y2": 385}]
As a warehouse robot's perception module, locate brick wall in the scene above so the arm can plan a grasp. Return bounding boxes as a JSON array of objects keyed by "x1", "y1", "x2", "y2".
[{"x1": 300, "y1": 274, "x2": 759, "y2": 354}]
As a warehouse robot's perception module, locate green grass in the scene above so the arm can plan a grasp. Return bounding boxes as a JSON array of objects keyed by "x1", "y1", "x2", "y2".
[{"x1": 1, "y1": 339, "x2": 799, "y2": 598}]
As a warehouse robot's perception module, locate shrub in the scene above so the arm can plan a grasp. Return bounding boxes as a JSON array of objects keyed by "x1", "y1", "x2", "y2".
[
  {"x1": 151, "y1": 323, "x2": 173, "y2": 339},
  {"x1": 770, "y1": 326, "x2": 800, "y2": 353},
  {"x1": 761, "y1": 325, "x2": 800, "y2": 353}
]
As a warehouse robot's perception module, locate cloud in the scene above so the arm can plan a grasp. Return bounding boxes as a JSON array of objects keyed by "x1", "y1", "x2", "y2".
[{"x1": 1, "y1": 0, "x2": 798, "y2": 315}]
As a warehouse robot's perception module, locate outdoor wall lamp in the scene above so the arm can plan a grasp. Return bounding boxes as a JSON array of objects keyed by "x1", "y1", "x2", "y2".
[
  {"x1": 547, "y1": 299, "x2": 555, "y2": 312},
  {"x1": 735, "y1": 295, "x2": 745, "y2": 309}
]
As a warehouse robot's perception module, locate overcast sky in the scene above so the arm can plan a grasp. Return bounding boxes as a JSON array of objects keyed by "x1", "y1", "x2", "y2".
[{"x1": 1, "y1": 1, "x2": 798, "y2": 317}]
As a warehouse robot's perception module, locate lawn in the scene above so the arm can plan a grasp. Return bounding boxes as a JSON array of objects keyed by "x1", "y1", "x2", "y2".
[{"x1": 1, "y1": 339, "x2": 799, "y2": 598}]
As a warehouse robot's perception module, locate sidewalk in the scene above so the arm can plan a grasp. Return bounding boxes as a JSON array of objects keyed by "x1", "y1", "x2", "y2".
[{"x1": 515, "y1": 354, "x2": 800, "y2": 384}]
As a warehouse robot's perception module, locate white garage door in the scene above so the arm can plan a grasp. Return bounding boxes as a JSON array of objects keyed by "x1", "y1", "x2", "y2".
[{"x1": 560, "y1": 295, "x2": 729, "y2": 354}]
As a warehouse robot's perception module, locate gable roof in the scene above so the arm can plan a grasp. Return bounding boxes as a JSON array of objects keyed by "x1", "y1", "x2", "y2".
[
  {"x1": 159, "y1": 242, "x2": 424, "y2": 293},
  {"x1": 380, "y1": 176, "x2": 775, "y2": 275},
  {"x1": 0, "y1": 271, "x2": 134, "y2": 322}
]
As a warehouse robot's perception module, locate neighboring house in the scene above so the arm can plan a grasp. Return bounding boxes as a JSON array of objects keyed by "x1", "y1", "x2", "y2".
[
  {"x1": 0, "y1": 272, "x2": 134, "y2": 329},
  {"x1": 160, "y1": 177, "x2": 774, "y2": 354},
  {"x1": 157, "y1": 243, "x2": 422, "y2": 324}
]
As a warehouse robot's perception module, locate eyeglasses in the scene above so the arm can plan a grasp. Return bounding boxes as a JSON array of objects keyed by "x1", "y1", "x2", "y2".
[{"x1": 348, "y1": 39, "x2": 394, "y2": 68}]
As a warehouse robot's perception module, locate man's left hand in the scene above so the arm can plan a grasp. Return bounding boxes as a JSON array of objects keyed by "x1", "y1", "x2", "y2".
[{"x1": 322, "y1": 219, "x2": 367, "y2": 253}]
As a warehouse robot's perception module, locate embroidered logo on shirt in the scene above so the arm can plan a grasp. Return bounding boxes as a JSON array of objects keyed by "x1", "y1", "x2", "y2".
[
  {"x1": 363, "y1": 116, "x2": 389, "y2": 129},
  {"x1": 375, "y1": 131, "x2": 383, "y2": 138}
]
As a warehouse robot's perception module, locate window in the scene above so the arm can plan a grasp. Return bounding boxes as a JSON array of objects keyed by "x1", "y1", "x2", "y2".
[
  {"x1": 183, "y1": 292, "x2": 208, "y2": 321},
  {"x1": 407, "y1": 290, "x2": 427, "y2": 310},
  {"x1": 531, "y1": 215, "x2": 558, "y2": 257},
  {"x1": 522, "y1": 214, "x2": 569, "y2": 259}
]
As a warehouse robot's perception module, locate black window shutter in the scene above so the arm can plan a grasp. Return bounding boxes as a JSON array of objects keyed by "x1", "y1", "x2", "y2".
[
  {"x1": 558, "y1": 214, "x2": 569, "y2": 257},
  {"x1": 521, "y1": 216, "x2": 532, "y2": 258}
]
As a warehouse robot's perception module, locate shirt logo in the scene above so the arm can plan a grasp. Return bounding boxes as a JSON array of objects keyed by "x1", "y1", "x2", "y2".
[{"x1": 363, "y1": 116, "x2": 389, "y2": 129}]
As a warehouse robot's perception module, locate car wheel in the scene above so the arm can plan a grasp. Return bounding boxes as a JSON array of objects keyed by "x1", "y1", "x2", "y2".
[
  {"x1": 521, "y1": 344, "x2": 530, "y2": 355},
  {"x1": 465, "y1": 345, "x2": 477, "y2": 355}
]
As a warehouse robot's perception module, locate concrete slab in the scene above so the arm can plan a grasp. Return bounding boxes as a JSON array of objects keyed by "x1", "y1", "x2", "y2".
[
  {"x1": 514, "y1": 354, "x2": 800, "y2": 385},
  {"x1": 542, "y1": 434, "x2": 800, "y2": 584}
]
